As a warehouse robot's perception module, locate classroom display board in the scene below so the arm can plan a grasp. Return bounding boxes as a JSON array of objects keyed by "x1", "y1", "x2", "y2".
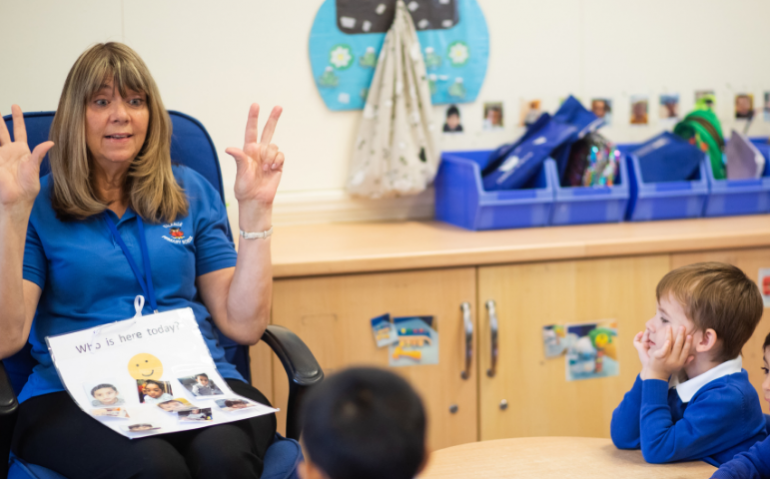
[
  {"x1": 47, "y1": 307, "x2": 276, "y2": 439},
  {"x1": 309, "y1": 0, "x2": 489, "y2": 111}
]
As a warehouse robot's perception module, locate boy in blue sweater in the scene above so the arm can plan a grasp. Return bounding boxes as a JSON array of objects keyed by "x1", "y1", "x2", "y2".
[
  {"x1": 712, "y1": 332, "x2": 770, "y2": 478},
  {"x1": 611, "y1": 262, "x2": 766, "y2": 466}
]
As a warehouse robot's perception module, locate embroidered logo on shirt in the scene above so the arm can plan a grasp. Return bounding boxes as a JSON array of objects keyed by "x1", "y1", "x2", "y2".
[{"x1": 162, "y1": 222, "x2": 194, "y2": 245}]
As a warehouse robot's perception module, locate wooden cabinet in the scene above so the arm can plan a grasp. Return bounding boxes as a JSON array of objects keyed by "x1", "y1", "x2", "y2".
[
  {"x1": 269, "y1": 267, "x2": 479, "y2": 451},
  {"x1": 250, "y1": 217, "x2": 770, "y2": 448},
  {"x1": 477, "y1": 255, "x2": 670, "y2": 440}
]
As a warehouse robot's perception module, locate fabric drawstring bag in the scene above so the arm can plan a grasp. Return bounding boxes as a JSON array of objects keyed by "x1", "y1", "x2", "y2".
[{"x1": 345, "y1": 0, "x2": 439, "y2": 199}]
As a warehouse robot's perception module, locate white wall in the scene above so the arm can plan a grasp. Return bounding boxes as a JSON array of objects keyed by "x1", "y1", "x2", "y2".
[{"x1": 3, "y1": 0, "x2": 770, "y2": 226}]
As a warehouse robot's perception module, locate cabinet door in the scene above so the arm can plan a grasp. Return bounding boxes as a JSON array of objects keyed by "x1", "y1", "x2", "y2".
[
  {"x1": 271, "y1": 268, "x2": 478, "y2": 450},
  {"x1": 672, "y1": 247, "x2": 770, "y2": 403},
  {"x1": 477, "y1": 255, "x2": 670, "y2": 440}
]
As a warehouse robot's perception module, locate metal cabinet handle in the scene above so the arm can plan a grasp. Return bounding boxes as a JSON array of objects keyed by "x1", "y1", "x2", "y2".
[
  {"x1": 486, "y1": 300, "x2": 499, "y2": 378},
  {"x1": 461, "y1": 302, "x2": 473, "y2": 380}
]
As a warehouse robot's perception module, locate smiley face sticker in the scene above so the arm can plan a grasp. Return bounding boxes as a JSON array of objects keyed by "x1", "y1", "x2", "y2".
[{"x1": 128, "y1": 353, "x2": 164, "y2": 380}]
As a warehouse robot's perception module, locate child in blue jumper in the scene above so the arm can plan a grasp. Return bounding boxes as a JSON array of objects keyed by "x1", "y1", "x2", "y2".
[
  {"x1": 711, "y1": 332, "x2": 770, "y2": 478},
  {"x1": 611, "y1": 262, "x2": 766, "y2": 466}
]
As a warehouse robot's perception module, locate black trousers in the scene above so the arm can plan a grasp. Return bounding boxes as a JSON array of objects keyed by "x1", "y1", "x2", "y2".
[{"x1": 11, "y1": 379, "x2": 277, "y2": 479}]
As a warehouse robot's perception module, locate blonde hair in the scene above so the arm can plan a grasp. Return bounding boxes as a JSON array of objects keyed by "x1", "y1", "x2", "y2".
[
  {"x1": 49, "y1": 42, "x2": 187, "y2": 222},
  {"x1": 657, "y1": 262, "x2": 763, "y2": 362}
]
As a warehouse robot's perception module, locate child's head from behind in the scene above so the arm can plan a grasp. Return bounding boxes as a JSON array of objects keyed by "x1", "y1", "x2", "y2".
[
  {"x1": 143, "y1": 380, "x2": 165, "y2": 398},
  {"x1": 299, "y1": 367, "x2": 427, "y2": 479},
  {"x1": 91, "y1": 384, "x2": 119, "y2": 404},
  {"x1": 650, "y1": 262, "x2": 762, "y2": 363}
]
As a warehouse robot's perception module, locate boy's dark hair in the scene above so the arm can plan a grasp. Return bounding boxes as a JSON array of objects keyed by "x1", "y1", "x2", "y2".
[
  {"x1": 91, "y1": 384, "x2": 117, "y2": 396},
  {"x1": 143, "y1": 380, "x2": 164, "y2": 389},
  {"x1": 196, "y1": 373, "x2": 208, "y2": 379},
  {"x1": 446, "y1": 105, "x2": 460, "y2": 118},
  {"x1": 657, "y1": 262, "x2": 763, "y2": 362},
  {"x1": 301, "y1": 367, "x2": 426, "y2": 479},
  {"x1": 224, "y1": 399, "x2": 248, "y2": 407}
]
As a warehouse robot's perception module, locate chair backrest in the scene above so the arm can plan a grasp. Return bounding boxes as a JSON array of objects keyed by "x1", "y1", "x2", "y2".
[{"x1": 2, "y1": 110, "x2": 249, "y2": 394}]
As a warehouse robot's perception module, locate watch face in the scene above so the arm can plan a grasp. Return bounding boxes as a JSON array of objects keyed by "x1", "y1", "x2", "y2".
[{"x1": 335, "y1": 0, "x2": 459, "y2": 34}]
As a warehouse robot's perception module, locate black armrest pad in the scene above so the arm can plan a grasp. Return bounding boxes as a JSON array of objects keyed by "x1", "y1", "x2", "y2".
[
  {"x1": 0, "y1": 361, "x2": 19, "y2": 417},
  {"x1": 261, "y1": 325, "x2": 324, "y2": 387}
]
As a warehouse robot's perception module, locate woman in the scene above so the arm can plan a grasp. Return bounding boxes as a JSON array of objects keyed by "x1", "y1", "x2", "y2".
[{"x1": 0, "y1": 42, "x2": 284, "y2": 478}]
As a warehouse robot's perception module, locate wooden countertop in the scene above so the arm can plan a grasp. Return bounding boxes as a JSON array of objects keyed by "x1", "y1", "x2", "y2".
[
  {"x1": 272, "y1": 215, "x2": 770, "y2": 278},
  {"x1": 418, "y1": 437, "x2": 716, "y2": 478}
]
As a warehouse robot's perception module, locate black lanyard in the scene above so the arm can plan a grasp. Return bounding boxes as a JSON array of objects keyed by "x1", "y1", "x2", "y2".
[{"x1": 103, "y1": 211, "x2": 159, "y2": 312}]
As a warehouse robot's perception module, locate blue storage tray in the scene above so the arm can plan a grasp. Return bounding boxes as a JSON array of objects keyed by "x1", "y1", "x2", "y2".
[
  {"x1": 548, "y1": 153, "x2": 630, "y2": 226},
  {"x1": 435, "y1": 150, "x2": 554, "y2": 230},
  {"x1": 703, "y1": 139, "x2": 770, "y2": 217},
  {"x1": 622, "y1": 146, "x2": 709, "y2": 222}
]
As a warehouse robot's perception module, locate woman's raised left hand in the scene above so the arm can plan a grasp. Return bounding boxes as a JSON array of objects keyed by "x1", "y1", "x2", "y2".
[{"x1": 225, "y1": 104, "x2": 284, "y2": 211}]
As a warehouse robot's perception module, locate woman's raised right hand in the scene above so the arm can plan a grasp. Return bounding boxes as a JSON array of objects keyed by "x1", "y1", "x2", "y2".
[{"x1": 0, "y1": 105, "x2": 54, "y2": 209}]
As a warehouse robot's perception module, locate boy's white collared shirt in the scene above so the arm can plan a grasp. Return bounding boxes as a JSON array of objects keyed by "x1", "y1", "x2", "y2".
[{"x1": 668, "y1": 356, "x2": 743, "y2": 403}]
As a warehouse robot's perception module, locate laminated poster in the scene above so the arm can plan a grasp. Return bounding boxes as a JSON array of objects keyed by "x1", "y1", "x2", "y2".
[
  {"x1": 309, "y1": 0, "x2": 489, "y2": 111},
  {"x1": 565, "y1": 320, "x2": 619, "y2": 381},
  {"x1": 47, "y1": 307, "x2": 276, "y2": 439},
  {"x1": 389, "y1": 316, "x2": 439, "y2": 367},
  {"x1": 542, "y1": 324, "x2": 568, "y2": 358}
]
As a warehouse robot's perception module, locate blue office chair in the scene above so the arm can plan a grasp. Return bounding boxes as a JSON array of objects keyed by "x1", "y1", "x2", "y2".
[{"x1": 0, "y1": 111, "x2": 324, "y2": 479}]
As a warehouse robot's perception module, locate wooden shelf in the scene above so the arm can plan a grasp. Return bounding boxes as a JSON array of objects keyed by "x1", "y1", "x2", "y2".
[{"x1": 272, "y1": 215, "x2": 770, "y2": 277}]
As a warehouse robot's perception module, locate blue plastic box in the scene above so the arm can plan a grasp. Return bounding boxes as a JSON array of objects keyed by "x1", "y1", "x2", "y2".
[
  {"x1": 623, "y1": 149, "x2": 709, "y2": 222},
  {"x1": 435, "y1": 150, "x2": 554, "y2": 230},
  {"x1": 548, "y1": 153, "x2": 630, "y2": 226},
  {"x1": 703, "y1": 140, "x2": 770, "y2": 217}
]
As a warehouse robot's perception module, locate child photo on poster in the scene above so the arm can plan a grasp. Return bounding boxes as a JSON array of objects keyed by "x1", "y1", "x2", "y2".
[
  {"x1": 483, "y1": 102, "x2": 504, "y2": 130},
  {"x1": 565, "y1": 320, "x2": 619, "y2": 381},
  {"x1": 591, "y1": 98, "x2": 612, "y2": 126},
  {"x1": 736, "y1": 93, "x2": 754, "y2": 119},
  {"x1": 764, "y1": 92, "x2": 770, "y2": 122},
  {"x1": 519, "y1": 99, "x2": 542, "y2": 127},
  {"x1": 695, "y1": 90, "x2": 716, "y2": 110},
  {"x1": 659, "y1": 94, "x2": 680, "y2": 121},
  {"x1": 137, "y1": 379, "x2": 173, "y2": 405},
  {"x1": 630, "y1": 96, "x2": 649, "y2": 125},
  {"x1": 85, "y1": 380, "x2": 127, "y2": 408},
  {"x1": 443, "y1": 104, "x2": 464, "y2": 133}
]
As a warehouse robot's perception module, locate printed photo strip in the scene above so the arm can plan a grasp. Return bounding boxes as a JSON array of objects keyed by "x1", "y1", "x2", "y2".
[
  {"x1": 122, "y1": 423, "x2": 161, "y2": 433},
  {"x1": 84, "y1": 380, "x2": 126, "y2": 408},
  {"x1": 215, "y1": 398, "x2": 259, "y2": 412},
  {"x1": 178, "y1": 373, "x2": 224, "y2": 397},
  {"x1": 157, "y1": 398, "x2": 196, "y2": 412},
  {"x1": 178, "y1": 407, "x2": 214, "y2": 422},
  {"x1": 137, "y1": 379, "x2": 173, "y2": 404}
]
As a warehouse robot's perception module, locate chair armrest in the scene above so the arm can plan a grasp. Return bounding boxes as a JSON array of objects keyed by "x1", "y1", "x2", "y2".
[
  {"x1": 0, "y1": 360, "x2": 19, "y2": 479},
  {"x1": 260, "y1": 325, "x2": 324, "y2": 441},
  {"x1": 0, "y1": 361, "x2": 18, "y2": 417}
]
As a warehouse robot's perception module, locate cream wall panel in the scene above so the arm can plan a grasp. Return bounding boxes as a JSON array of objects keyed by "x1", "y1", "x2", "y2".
[{"x1": 3, "y1": 0, "x2": 770, "y2": 223}]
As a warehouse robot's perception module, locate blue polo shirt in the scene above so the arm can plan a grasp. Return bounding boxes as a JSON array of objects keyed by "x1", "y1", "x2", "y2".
[{"x1": 19, "y1": 165, "x2": 244, "y2": 403}]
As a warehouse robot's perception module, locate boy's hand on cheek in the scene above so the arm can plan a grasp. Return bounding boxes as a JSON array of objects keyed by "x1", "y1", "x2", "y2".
[
  {"x1": 633, "y1": 330, "x2": 652, "y2": 370},
  {"x1": 644, "y1": 326, "x2": 694, "y2": 381}
]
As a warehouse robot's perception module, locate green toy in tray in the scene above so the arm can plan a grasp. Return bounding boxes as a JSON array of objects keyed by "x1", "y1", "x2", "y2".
[{"x1": 673, "y1": 108, "x2": 726, "y2": 179}]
